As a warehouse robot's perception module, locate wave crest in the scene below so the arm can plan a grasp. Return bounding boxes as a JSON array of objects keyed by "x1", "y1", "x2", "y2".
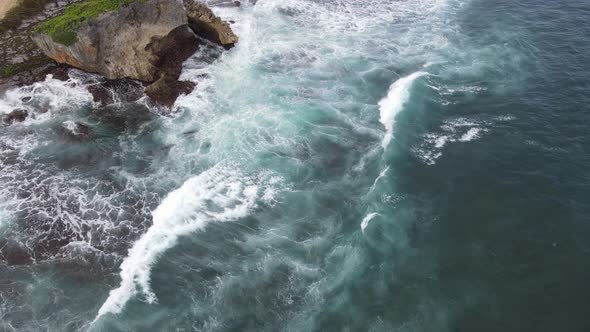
[
  {"x1": 378, "y1": 72, "x2": 427, "y2": 149},
  {"x1": 95, "y1": 164, "x2": 284, "y2": 320}
]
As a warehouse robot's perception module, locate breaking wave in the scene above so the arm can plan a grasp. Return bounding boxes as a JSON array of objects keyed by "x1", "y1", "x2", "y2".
[
  {"x1": 96, "y1": 164, "x2": 284, "y2": 319},
  {"x1": 378, "y1": 72, "x2": 428, "y2": 149}
]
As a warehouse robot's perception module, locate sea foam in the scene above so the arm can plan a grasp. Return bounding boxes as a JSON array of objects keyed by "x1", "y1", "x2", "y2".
[
  {"x1": 412, "y1": 117, "x2": 497, "y2": 165},
  {"x1": 378, "y1": 71, "x2": 427, "y2": 149},
  {"x1": 95, "y1": 164, "x2": 282, "y2": 320},
  {"x1": 0, "y1": 74, "x2": 92, "y2": 118}
]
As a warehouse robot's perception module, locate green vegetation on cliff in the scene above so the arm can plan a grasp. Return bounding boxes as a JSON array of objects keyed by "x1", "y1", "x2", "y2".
[{"x1": 34, "y1": 0, "x2": 148, "y2": 46}]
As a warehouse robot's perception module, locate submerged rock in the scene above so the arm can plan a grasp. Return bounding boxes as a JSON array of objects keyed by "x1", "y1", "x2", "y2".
[
  {"x1": 32, "y1": 0, "x2": 238, "y2": 107},
  {"x1": 86, "y1": 78, "x2": 145, "y2": 106},
  {"x1": 2, "y1": 108, "x2": 28, "y2": 124},
  {"x1": 0, "y1": 239, "x2": 33, "y2": 265},
  {"x1": 60, "y1": 120, "x2": 95, "y2": 140}
]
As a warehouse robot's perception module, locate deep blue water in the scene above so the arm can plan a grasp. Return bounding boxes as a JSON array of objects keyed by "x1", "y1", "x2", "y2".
[{"x1": 0, "y1": 0, "x2": 589, "y2": 331}]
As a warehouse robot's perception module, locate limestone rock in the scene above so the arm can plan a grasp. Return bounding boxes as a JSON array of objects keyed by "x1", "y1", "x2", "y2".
[{"x1": 184, "y1": 0, "x2": 239, "y2": 48}]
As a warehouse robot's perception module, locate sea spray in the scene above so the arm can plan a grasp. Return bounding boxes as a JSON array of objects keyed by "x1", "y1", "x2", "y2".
[
  {"x1": 95, "y1": 164, "x2": 283, "y2": 320},
  {"x1": 378, "y1": 71, "x2": 428, "y2": 149}
]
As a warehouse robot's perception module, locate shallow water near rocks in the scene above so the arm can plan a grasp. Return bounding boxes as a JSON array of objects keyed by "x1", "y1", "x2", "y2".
[{"x1": 1, "y1": 0, "x2": 590, "y2": 331}]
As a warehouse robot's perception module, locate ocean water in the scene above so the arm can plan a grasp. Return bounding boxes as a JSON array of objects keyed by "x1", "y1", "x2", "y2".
[{"x1": 1, "y1": 0, "x2": 589, "y2": 331}]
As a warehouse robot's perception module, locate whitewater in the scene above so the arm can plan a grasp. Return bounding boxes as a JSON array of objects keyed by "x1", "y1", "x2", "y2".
[
  {"x1": 1, "y1": 0, "x2": 484, "y2": 329},
  {"x1": 3, "y1": 0, "x2": 581, "y2": 330}
]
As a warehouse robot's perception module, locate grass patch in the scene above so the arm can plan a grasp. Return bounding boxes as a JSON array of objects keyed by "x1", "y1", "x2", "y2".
[
  {"x1": 1, "y1": 65, "x2": 16, "y2": 77},
  {"x1": 34, "y1": 0, "x2": 147, "y2": 46}
]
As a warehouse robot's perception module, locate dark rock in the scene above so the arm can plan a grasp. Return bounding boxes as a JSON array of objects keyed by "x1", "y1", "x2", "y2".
[
  {"x1": 0, "y1": 63, "x2": 70, "y2": 95},
  {"x1": 3, "y1": 241, "x2": 33, "y2": 265},
  {"x1": 21, "y1": 96, "x2": 32, "y2": 103},
  {"x1": 91, "y1": 103, "x2": 155, "y2": 132},
  {"x1": 2, "y1": 108, "x2": 28, "y2": 124},
  {"x1": 182, "y1": 128, "x2": 199, "y2": 136},
  {"x1": 86, "y1": 78, "x2": 144, "y2": 106},
  {"x1": 48, "y1": 65, "x2": 71, "y2": 81},
  {"x1": 145, "y1": 74, "x2": 196, "y2": 108},
  {"x1": 143, "y1": 24, "x2": 200, "y2": 107},
  {"x1": 148, "y1": 25, "x2": 201, "y2": 78}
]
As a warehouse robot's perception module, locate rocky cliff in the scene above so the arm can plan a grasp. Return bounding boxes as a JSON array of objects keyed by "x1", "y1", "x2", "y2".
[{"x1": 32, "y1": 0, "x2": 238, "y2": 106}]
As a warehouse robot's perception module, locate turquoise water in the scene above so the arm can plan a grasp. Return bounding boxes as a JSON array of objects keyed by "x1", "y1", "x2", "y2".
[{"x1": 1, "y1": 0, "x2": 590, "y2": 331}]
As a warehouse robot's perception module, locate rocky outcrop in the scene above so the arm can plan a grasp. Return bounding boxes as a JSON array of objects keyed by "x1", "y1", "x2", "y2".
[
  {"x1": 32, "y1": 0, "x2": 238, "y2": 106},
  {"x1": 33, "y1": 0, "x2": 189, "y2": 82},
  {"x1": 144, "y1": 74, "x2": 196, "y2": 107},
  {"x1": 184, "y1": 0, "x2": 238, "y2": 48},
  {"x1": 2, "y1": 109, "x2": 28, "y2": 124},
  {"x1": 86, "y1": 77, "x2": 145, "y2": 106}
]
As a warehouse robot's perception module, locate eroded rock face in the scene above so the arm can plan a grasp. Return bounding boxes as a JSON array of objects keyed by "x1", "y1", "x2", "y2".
[{"x1": 184, "y1": 0, "x2": 239, "y2": 48}]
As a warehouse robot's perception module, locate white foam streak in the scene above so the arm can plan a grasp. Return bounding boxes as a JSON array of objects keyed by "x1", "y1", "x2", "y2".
[
  {"x1": 378, "y1": 72, "x2": 427, "y2": 149},
  {"x1": 361, "y1": 212, "x2": 379, "y2": 233},
  {"x1": 459, "y1": 127, "x2": 482, "y2": 142},
  {"x1": 413, "y1": 117, "x2": 498, "y2": 165},
  {"x1": 95, "y1": 165, "x2": 282, "y2": 320},
  {"x1": 368, "y1": 166, "x2": 390, "y2": 194}
]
